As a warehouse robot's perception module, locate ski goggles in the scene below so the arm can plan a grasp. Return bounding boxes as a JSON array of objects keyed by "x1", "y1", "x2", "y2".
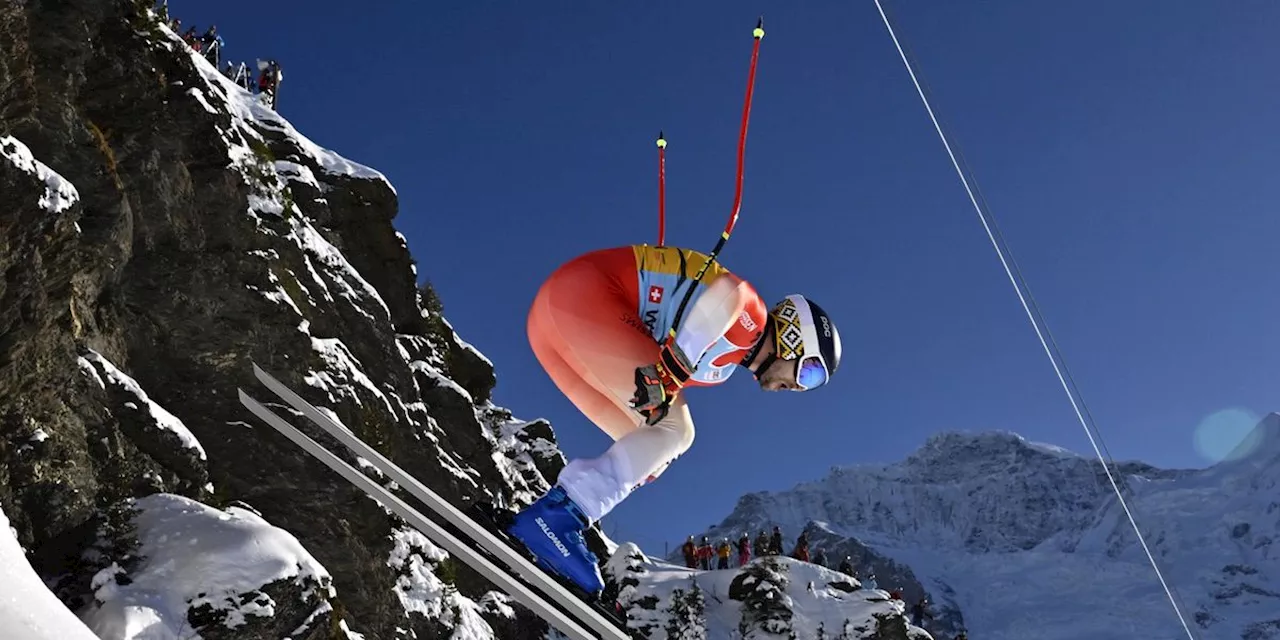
[{"x1": 795, "y1": 353, "x2": 830, "y2": 391}]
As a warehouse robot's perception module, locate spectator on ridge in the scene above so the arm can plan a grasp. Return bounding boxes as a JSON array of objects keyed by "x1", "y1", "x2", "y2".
[
  {"x1": 754, "y1": 530, "x2": 770, "y2": 558},
  {"x1": 736, "y1": 533, "x2": 752, "y2": 566},
  {"x1": 910, "y1": 597, "x2": 932, "y2": 627},
  {"x1": 681, "y1": 535, "x2": 697, "y2": 569},
  {"x1": 200, "y1": 25, "x2": 224, "y2": 66},
  {"x1": 697, "y1": 536, "x2": 713, "y2": 570},
  {"x1": 837, "y1": 555, "x2": 855, "y2": 576},
  {"x1": 182, "y1": 26, "x2": 200, "y2": 50},
  {"x1": 716, "y1": 539, "x2": 731, "y2": 569},
  {"x1": 769, "y1": 526, "x2": 783, "y2": 555},
  {"x1": 257, "y1": 59, "x2": 282, "y2": 108},
  {"x1": 791, "y1": 532, "x2": 810, "y2": 562}
]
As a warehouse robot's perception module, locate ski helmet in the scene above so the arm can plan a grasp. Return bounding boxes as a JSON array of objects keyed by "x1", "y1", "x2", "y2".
[{"x1": 768, "y1": 294, "x2": 841, "y2": 390}]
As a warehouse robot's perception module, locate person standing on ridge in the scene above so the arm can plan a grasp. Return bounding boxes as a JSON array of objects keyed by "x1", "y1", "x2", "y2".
[
  {"x1": 506, "y1": 243, "x2": 842, "y2": 594},
  {"x1": 680, "y1": 535, "x2": 697, "y2": 569},
  {"x1": 736, "y1": 532, "x2": 752, "y2": 567},
  {"x1": 716, "y1": 538, "x2": 732, "y2": 569}
]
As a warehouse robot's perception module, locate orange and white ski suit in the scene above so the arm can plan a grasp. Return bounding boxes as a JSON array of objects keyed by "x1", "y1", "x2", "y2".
[{"x1": 527, "y1": 245, "x2": 768, "y2": 522}]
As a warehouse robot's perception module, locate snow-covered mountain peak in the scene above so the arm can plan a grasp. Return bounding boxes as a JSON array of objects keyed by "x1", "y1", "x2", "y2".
[
  {"x1": 919, "y1": 428, "x2": 1079, "y2": 460},
  {"x1": 694, "y1": 416, "x2": 1280, "y2": 640},
  {"x1": 897, "y1": 429, "x2": 1088, "y2": 481},
  {"x1": 1195, "y1": 411, "x2": 1280, "y2": 492},
  {"x1": 1219, "y1": 411, "x2": 1280, "y2": 464}
]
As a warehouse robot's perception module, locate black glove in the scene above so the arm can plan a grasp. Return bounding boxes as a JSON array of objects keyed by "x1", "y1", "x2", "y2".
[{"x1": 629, "y1": 337, "x2": 694, "y2": 426}]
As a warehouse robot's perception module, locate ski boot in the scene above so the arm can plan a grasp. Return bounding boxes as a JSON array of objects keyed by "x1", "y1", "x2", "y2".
[{"x1": 507, "y1": 485, "x2": 605, "y2": 594}]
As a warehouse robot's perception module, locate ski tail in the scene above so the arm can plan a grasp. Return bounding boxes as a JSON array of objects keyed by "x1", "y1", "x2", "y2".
[{"x1": 238, "y1": 365, "x2": 636, "y2": 640}]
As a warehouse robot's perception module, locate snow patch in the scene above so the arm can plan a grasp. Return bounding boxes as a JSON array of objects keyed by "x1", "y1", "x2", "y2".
[
  {"x1": 0, "y1": 506, "x2": 101, "y2": 640},
  {"x1": 274, "y1": 160, "x2": 320, "y2": 191},
  {"x1": 80, "y1": 494, "x2": 334, "y2": 639},
  {"x1": 478, "y1": 411, "x2": 562, "y2": 507},
  {"x1": 387, "y1": 527, "x2": 449, "y2": 618},
  {"x1": 386, "y1": 528, "x2": 494, "y2": 638},
  {"x1": 613, "y1": 552, "x2": 896, "y2": 640},
  {"x1": 453, "y1": 335, "x2": 493, "y2": 368},
  {"x1": 410, "y1": 360, "x2": 473, "y2": 405},
  {"x1": 81, "y1": 350, "x2": 207, "y2": 460},
  {"x1": 187, "y1": 87, "x2": 218, "y2": 114},
  {"x1": 288, "y1": 219, "x2": 390, "y2": 322},
  {"x1": 300, "y1": 255, "x2": 336, "y2": 305},
  {"x1": 1, "y1": 135, "x2": 80, "y2": 213},
  {"x1": 244, "y1": 258, "x2": 305, "y2": 317},
  {"x1": 306, "y1": 337, "x2": 397, "y2": 417},
  {"x1": 479, "y1": 592, "x2": 514, "y2": 619}
]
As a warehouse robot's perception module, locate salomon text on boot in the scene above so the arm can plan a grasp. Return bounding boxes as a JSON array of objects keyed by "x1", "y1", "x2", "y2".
[{"x1": 507, "y1": 486, "x2": 605, "y2": 594}]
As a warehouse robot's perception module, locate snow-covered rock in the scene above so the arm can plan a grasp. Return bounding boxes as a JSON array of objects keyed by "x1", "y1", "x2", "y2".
[
  {"x1": 0, "y1": 135, "x2": 80, "y2": 214},
  {"x1": 608, "y1": 543, "x2": 922, "y2": 640},
  {"x1": 78, "y1": 493, "x2": 341, "y2": 639}
]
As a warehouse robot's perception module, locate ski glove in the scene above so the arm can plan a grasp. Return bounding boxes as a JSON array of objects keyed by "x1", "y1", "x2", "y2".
[{"x1": 630, "y1": 336, "x2": 695, "y2": 426}]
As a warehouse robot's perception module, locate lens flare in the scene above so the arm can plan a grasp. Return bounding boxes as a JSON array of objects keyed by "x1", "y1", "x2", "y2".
[{"x1": 1193, "y1": 408, "x2": 1262, "y2": 463}]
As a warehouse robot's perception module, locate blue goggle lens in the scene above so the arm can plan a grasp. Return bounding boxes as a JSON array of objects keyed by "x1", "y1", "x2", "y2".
[{"x1": 796, "y1": 355, "x2": 829, "y2": 390}]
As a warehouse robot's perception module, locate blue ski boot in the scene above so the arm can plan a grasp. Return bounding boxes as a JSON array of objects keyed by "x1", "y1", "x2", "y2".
[{"x1": 507, "y1": 485, "x2": 605, "y2": 594}]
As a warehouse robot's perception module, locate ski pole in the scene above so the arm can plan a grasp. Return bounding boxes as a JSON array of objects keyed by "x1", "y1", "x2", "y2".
[
  {"x1": 657, "y1": 131, "x2": 667, "y2": 246},
  {"x1": 667, "y1": 17, "x2": 765, "y2": 339}
]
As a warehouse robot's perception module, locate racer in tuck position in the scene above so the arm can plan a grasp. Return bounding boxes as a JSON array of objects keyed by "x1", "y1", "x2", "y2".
[{"x1": 507, "y1": 243, "x2": 842, "y2": 593}]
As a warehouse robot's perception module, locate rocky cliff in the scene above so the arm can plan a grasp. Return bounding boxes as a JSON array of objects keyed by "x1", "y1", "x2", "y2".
[
  {"x1": 1, "y1": 3, "x2": 931, "y2": 639},
  {"x1": 1, "y1": 2, "x2": 563, "y2": 637}
]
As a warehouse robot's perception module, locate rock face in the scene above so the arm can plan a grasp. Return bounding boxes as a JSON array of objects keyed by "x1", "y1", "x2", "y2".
[
  {"x1": 0, "y1": 2, "x2": 565, "y2": 637},
  {"x1": 690, "y1": 417, "x2": 1280, "y2": 640}
]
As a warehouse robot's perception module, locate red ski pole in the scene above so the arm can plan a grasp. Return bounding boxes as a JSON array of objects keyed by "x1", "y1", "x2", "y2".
[
  {"x1": 668, "y1": 18, "x2": 766, "y2": 338},
  {"x1": 721, "y1": 17, "x2": 766, "y2": 244},
  {"x1": 657, "y1": 131, "x2": 667, "y2": 246}
]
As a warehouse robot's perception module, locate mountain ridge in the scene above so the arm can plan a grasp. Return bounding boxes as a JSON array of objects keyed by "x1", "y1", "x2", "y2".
[{"x1": 680, "y1": 414, "x2": 1280, "y2": 639}]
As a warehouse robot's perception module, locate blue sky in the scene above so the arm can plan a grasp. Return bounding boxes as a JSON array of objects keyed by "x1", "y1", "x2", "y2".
[{"x1": 173, "y1": 1, "x2": 1280, "y2": 552}]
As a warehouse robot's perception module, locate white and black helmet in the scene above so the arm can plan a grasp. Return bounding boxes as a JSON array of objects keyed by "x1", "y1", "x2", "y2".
[{"x1": 768, "y1": 294, "x2": 841, "y2": 390}]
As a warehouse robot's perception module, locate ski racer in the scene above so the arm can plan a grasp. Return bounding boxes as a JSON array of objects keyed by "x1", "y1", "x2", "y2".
[{"x1": 507, "y1": 244, "x2": 842, "y2": 593}]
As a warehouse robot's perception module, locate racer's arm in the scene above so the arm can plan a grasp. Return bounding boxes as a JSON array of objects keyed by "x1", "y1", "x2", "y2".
[
  {"x1": 670, "y1": 273, "x2": 755, "y2": 367},
  {"x1": 631, "y1": 273, "x2": 764, "y2": 423}
]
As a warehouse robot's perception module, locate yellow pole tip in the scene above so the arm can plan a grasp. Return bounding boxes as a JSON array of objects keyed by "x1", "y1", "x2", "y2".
[
  {"x1": 656, "y1": 139, "x2": 667, "y2": 148},
  {"x1": 753, "y1": 27, "x2": 765, "y2": 39}
]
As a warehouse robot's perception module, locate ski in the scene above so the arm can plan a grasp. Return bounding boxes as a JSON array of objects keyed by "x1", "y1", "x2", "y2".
[{"x1": 238, "y1": 363, "x2": 634, "y2": 640}]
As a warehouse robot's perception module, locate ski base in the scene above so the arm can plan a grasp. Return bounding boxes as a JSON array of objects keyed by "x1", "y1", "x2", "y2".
[{"x1": 238, "y1": 362, "x2": 636, "y2": 640}]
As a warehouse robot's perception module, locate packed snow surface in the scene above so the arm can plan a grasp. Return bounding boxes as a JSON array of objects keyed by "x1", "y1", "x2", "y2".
[
  {"x1": 0, "y1": 507, "x2": 101, "y2": 640},
  {"x1": 80, "y1": 494, "x2": 333, "y2": 639}
]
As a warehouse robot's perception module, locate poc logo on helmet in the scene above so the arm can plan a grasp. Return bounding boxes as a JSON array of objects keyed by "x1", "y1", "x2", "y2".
[
  {"x1": 820, "y1": 316, "x2": 831, "y2": 337},
  {"x1": 739, "y1": 311, "x2": 757, "y2": 332}
]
